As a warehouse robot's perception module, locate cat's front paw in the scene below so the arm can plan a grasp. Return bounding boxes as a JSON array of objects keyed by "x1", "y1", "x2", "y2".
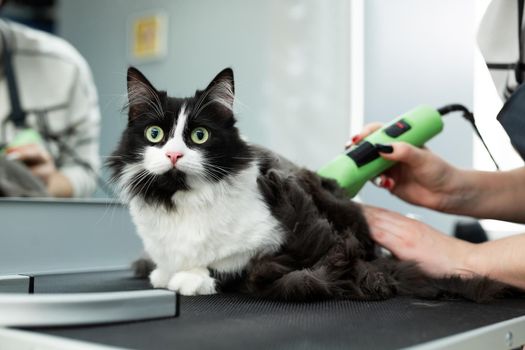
[
  {"x1": 167, "y1": 269, "x2": 216, "y2": 295},
  {"x1": 149, "y1": 268, "x2": 171, "y2": 288}
]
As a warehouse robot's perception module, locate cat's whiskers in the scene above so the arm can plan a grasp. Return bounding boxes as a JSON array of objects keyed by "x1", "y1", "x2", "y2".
[
  {"x1": 181, "y1": 162, "x2": 225, "y2": 183},
  {"x1": 230, "y1": 156, "x2": 257, "y2": 160},
  {"x1": 199, "y1": 163, "x2": 231, "y2": 178},
  {"x1": 138, "y1": 173, "x2": 158, "y2": 197},
  {"x1": 114, "y1": 164, "x2": 142, "y2": 188},
  {"x1": 181, "y1": 163, "x2": 218, "y2": 181},
  {"x1": 201, "y1": 170, "x2": 224, "y2": 183},
  {"x1": 202, "y1": 153, "x2": 268, "y2": 162},
  {"x1": 124, "y1": 168, "x2": 152, "y2": 197},
  {"x1": 126, "y1": 171, "x2": 148, "y2": 192},
  {"x1": 119, "y1": 163, "x2": 145, "y2": 180},
  {"x1": 232, "y1": 156, "x2": 272, "y2": 161},
  {"x1": 127, "y1": 179, "x2": 152, "y2": 200}
]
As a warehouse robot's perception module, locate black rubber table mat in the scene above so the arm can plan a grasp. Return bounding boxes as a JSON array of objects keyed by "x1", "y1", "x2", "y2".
[
  {"x1": 31, "y1": 270, "x2": 152, "y2": 294},
  {"x1": 37, "y1": 294, "x2": 525, "y2": 350}
]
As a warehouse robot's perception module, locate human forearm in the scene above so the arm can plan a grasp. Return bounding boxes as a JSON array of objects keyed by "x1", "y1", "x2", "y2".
[
  {"x1": 465, "y1": 234, "x2": 525, "y2": 290},
  {"x1": 448, "y1": 167, "x2": 525, "y2": 223},
  {"x1": 365, "y1": 206, "x2": 525, "y2": 290}
]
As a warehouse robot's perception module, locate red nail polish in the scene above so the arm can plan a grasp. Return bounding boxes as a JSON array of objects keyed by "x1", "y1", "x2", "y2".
[
  {"x1": 384, "y1": 178, "x2": 394, "y2": 190},
  {"x1": 352, "y1": 135, "x2": 362, "y2": 144}
]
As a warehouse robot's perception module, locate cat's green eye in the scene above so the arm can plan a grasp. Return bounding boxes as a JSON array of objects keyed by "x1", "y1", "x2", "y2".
[
  {"x1": 190, "y1": 127, "x2": 209, "y2": 144},
  {"x1": 145, "y1": 125, "x2": 164, "y2": 143}
]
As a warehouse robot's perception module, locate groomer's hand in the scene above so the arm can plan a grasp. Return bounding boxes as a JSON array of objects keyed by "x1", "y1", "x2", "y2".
[
  {"x1": 347, "y1": 124, "x2": 465, "y2": 213},
  {"x1": 7, "y1": 144, "x2": 56, "y2": 184},
  {"x1": 6, "y1": 144, "x2": 73, "y2": 197},
  {"x1": 364, "y1": 205, "x2": 475, "y2": 278}
]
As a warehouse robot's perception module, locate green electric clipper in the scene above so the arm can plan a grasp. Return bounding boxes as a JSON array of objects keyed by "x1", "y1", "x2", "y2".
[
  {"x1": 318, "y1": 105, "x2": 444, "y2": 197},
  {"x1": 1, "y1": 128, "x2": 44, "y2": 154}
]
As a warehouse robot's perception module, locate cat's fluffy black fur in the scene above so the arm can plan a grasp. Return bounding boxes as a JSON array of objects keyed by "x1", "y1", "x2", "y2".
[
  {"x1": 230, "y1": 161, "x2": 508, "y2": 302},
  {"x1": 210, "y1": 149, "x2": 509, "y2": 302},
  {"x1": 114, "y1": 67, "x2": 512, "y2": 303}
]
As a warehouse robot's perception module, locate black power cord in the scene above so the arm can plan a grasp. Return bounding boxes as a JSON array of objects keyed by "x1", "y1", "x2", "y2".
[{"x1": 438, "y1": 104, "x2": 500, "y2": 170}]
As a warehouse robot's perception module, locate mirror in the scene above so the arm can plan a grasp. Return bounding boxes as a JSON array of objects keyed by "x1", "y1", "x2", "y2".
[{"x1": 0, "y1": 0, "x2": 352, "y2": 200}]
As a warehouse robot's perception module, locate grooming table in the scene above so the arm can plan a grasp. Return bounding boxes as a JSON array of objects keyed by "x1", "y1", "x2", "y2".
[
  {"x1": 1, "y1": 199, "x2": 525, "y2": 349},
  {"x1": 0, "y1": 270, "x2": 524, "y2": 350}
]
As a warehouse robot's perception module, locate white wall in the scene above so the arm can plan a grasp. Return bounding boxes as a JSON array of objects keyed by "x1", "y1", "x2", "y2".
[
  {"x1": 361, "y1": 0, "x2": 477, "y2": 233},
  {"x1": 57, "y1": 0, "x2": 351, "y2": 198}
]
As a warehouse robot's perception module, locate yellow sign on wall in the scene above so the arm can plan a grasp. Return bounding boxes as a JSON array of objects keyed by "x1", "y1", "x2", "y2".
[{"x1": 130, "y1": 12, "x2": 167, "y2": 62}]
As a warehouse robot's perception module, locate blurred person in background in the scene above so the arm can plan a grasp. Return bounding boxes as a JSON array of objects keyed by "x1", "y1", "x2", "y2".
[{"x1": 0, "y1": 0, "x2": 101, "y2": 197}]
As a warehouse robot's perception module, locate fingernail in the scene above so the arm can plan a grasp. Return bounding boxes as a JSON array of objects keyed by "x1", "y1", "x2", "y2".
[
  {"x1": 375, "y1": 143, "x2": 393, "y2": 153},
  {"x1": 383, "y1": 178, "x2": 394, "y2": 190},
  {"x1": 372, "y1": 176, "x2": 383, "y2": 187},
  {"x1": 352, "y1": 135, "x2": 362, "y2": 144},
  {"x1": 378, "y1": 175, "x2": 387, "y2": 187}
]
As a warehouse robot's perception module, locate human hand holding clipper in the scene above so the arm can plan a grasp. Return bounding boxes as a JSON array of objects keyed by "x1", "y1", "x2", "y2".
[
  {"x1": 318, "y1": 104, "x2": 489, "y2": 214},
  {"x1": 348, "y1": 124, "x2": 465, "y2": 214},
  {"x1": 4, "y1": 129, "x2": 73, "y2": 197},
  {"x1": 318, "y1": 105, "x2": 444, "y2": 197}
]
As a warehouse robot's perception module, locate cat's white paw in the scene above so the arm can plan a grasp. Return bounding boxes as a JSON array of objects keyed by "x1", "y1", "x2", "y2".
[
  {"x1": 167, "y1": 269, "x2": 216, "y2": 295},
  {"x1": 149, "y1": 268, "x2": 170, "y2": 288}
]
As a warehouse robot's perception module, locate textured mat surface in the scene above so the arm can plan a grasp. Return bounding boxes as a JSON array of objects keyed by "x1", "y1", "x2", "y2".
[{"x1": 37, "y1": 293, "x2": 525, "y2": 350}]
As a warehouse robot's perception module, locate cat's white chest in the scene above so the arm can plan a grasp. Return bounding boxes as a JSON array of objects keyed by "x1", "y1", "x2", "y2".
[{"x1": 129, "y1": 165, "x2": 283, "y2": 275}]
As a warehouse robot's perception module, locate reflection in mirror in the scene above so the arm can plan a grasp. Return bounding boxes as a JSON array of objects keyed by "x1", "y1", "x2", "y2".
[
  {"x1": 0, "y1": 0, "x2": 352, "y2": 200},
  {"x1": 0, "y1": 0, "x2": 102, "y2": 199}
]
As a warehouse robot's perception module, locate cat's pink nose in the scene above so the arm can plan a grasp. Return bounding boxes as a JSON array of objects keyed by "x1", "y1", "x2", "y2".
[{"x1": 166, "y1": 151, "x2": 183, "y2": 166}]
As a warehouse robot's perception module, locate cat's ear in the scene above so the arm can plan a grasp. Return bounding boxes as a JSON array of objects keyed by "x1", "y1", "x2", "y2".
[
  {"x1": 204, "y1": 68, "x2": 235, "y2": 112},
  {"x1": 127, "y1": 66, "x2": 160, "y2": 121}
]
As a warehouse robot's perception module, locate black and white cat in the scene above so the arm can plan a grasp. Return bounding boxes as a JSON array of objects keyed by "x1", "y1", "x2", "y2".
[{"x1": 109, "y1": 67, "x2": 508, "y2": 301}]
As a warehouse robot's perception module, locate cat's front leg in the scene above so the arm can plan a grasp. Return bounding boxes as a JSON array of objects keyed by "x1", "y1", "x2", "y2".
[
  {"x1": 167, "y1": 267, "x2": 217, "y2": 295},
  {"x1": 149, "y1": 268, "x2": 171, "y2": 288}
]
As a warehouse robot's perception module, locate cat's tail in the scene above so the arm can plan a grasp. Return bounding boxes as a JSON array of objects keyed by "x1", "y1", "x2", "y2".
[{"x1": 376, "y1": 258, "x2": 517, "y2": 303}]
